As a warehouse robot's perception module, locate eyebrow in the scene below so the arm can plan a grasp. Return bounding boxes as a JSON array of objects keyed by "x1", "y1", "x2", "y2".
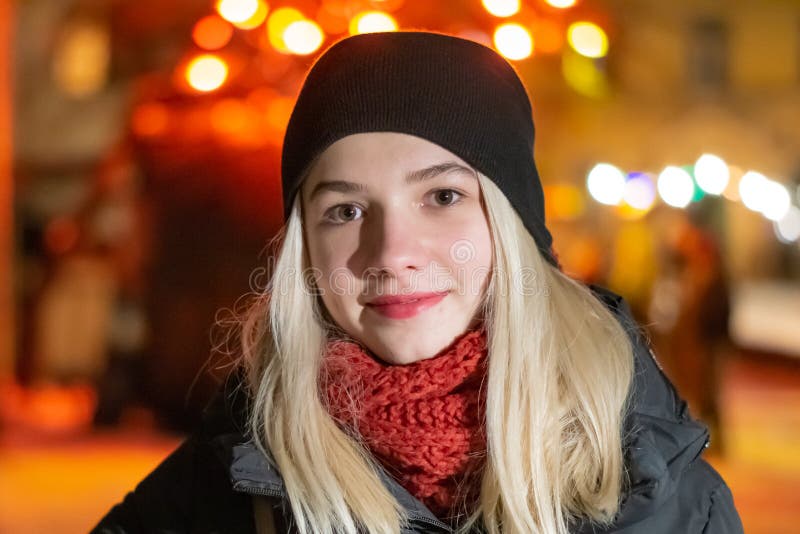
[{"x1": 307, "y1": 162, "x2": 475, "y2": 201}]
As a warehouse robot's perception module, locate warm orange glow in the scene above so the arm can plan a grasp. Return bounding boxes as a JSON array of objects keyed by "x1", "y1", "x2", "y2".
[
  {"x1": 192, "y1": 15, "x2": 234, "y2": 51},
  {"x1": 233, "y1": 0, "x2": 268, "y2": 30},
  {"x1": 546, "y1": 184, "x2": 585, "y2": 220},
  {"x1": 211, "y1": 99, "x2": 249, "y2": 134},
  {"x1": 349, "y1": 11, "x2": 398, "y2": 35},
  {"x1": 267, "y1": 7, "x2": 305, "y2": 53},
  {"x1": 216, "y1": 0, "x2": 259, "y2": 24},
  {"x1": 24, "y1": 384, "x2": 97, "y2": 432},
  {"x1": 367, "y1": 0, "x2": 405, "y2": 11},
  {"x1": 493, "y1": 23, "x2": 533, "y2": 60},
  {"x1": 316, "y1": 3, "x2": 349, "y2": 35},
  {"x1": 131, "y1": 102, "x2": 169, "y2": 137},
  {"x1": 481, "y1": 0, "x2": 520, "y2": 18},
  {"x1": 185, "y1": 54, "x2": 228, "y2": 92},
  {"x1": 283, "y1": 20, "x2": 325, "y2": 55},
  {"x1": 532, "y1": 19, "x2": 563, "y2": 54},
  {"x1": 265, "y1": 96, "x2": 294, "y2": 133},
  {"x1": 211, "y1": 99, "x2": 269, "y2": 147},
  {"x1": 246, "y1": 86, "x2": 279, "y2": 111}
]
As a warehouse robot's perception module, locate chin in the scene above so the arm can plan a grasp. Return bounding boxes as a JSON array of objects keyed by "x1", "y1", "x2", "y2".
[{"x1": 375, "y1": 331, "x2": 459, "y2": 365}]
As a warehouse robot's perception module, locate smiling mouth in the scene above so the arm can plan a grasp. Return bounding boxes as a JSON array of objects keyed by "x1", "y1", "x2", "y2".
[{"x1": 365, "y1": 292, "x2": 448, "y2": 319}]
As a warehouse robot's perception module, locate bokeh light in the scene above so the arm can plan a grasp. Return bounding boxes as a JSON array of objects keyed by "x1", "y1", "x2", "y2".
[
  {"x1": 567, "y1": 22, "x2": 608, "y2": 58},
  {"x1": 192, "y1": 15, "x2": 234, "y2": 50},
  {"x1": 349, "y1": 11, "x2": 398, "y2": 35},
  {"x1": 545, "y1": 0, "x2": 577, "y2": 8},
  {"x1": 623, "y1": 172, "x2": 657, "y2": 210},
  {"x1": 185, "y1": 54, "x2": 229, "y2": 92},
  {"x1": 233, "y1": 0, "x2": 268, "y2": 30},
  {"x1": 283, "y1": 20, "x2": 325, "y2": 55},
  {"x1": 762, "y1": 180, "x2": 792, "y2": 222},
  {"x1": 493, "y1": 23, "x2": 534, "y2": 60},
  {"x1": 267, "y1": 7, "x2": 306, "y2": 53},
  {"x1": 694, "y1": 153, "x2": 729, "y2": 195},
  {"x1": 775, "y1": 206, "x2": 800, "y2": 243},
  {"x1": 587, "y1": 163, "x2": 626, "y2": 205},
  {"x1": 657, "y1": 166, "x2": 694, "y2": 208},
  {"x1": 739, "y1": 171, "x2": 769, "y2": 212},
  {"x1": 216, "y1": 0, "x2": 260, "y2": 24},
  {"x1": 482, "y1": 0, "x2": 521, "y2": 18},
  {"x1": 52, "y1": 19, "x2": 110, "y2": 97}
]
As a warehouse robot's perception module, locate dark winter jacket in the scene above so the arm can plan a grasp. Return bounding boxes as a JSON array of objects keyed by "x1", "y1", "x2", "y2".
[{"x1": 92, "y1": 285, "x2": 744, "y2": 533}]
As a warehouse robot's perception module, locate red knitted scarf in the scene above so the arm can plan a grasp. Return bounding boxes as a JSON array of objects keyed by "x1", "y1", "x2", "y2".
[{"x1": 322, "y1": 328, "x2": 488, "y2": 519}]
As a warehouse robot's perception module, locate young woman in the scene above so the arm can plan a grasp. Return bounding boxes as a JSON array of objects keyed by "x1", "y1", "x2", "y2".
[{"x1": 94, "y1": 31, "x2": 743, "y2": 534}]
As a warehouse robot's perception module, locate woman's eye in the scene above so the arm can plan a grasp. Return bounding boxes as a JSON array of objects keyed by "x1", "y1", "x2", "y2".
[
  {"x1": 325, "y1": 204, "x2": 363, "y2": 223},
  {"x1": 431, "y1": 189, "x2": 464, "y2": 206}
]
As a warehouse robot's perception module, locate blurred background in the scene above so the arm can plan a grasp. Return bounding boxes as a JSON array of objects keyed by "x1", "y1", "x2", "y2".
[{"x1": 0, "y1": 0, "x2": 799, "y2": 532}]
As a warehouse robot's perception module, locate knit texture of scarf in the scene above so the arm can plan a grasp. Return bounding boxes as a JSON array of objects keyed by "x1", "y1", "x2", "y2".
[{"x1": 322, "y1": 328, "x2": 489, "y2": 519}]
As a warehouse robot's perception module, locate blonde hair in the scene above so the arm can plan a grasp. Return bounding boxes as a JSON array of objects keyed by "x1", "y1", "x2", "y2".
[{"x1": 236, "y1": 172, "x2": 634, "y2": 534}]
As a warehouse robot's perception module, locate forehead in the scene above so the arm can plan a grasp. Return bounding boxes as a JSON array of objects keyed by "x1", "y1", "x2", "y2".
[{"x1": 303, "y1": 132, "x2": 471, "y2": 181}]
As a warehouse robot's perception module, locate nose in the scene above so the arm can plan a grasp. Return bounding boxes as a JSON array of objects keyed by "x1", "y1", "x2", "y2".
[{"x1": 362, "y1": 206, "x2": 429, "y2": 283}]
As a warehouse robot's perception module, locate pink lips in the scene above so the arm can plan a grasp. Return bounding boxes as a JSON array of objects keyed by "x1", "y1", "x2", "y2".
[{"x1": 365, "y1": 291, "x2": 448, "y2": 319}]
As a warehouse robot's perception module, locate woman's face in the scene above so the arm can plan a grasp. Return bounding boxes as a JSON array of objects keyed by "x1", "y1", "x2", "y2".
[{"x1": 300, "y1": 132, "x2": 493, "y2": 365}]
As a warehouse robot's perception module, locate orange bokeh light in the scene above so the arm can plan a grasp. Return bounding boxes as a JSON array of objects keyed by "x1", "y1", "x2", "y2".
[
  {"x1": 349, "y1": 11, "x2": 398, "y2": 35},
  {"x1": 131, "y1": 102, "x2": 169, "y2": 137},
  {"x1": 192, "y1": 15, "x2": 234, "y2": 50},
  {"x1": 185, "y1": 54, "x2": 229, "y2": 92},
  {"x1": 216, "y1": 0, "x2": 260, "y2": 23},
  {"x1": 234, "y1": 0, "x2": 268, "y2": 30},
  {"x1": 267, "y1": 7, "x2": 306, "y2": 54},
  {"x1": 267, "y1": 7, "x2": 306, "y2": 53},
  {"x1": 283, "y1": 20, "x2": 325, "y2": 55},
  {"x1": 493, "y1": 22, "x2": 534, "y2": 60}
]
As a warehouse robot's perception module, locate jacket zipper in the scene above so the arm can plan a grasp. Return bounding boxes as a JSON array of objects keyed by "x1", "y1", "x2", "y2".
[
  {"x1": 406, "y1": 512, "x2": 453, "y2": 532},
  {"x1": 234, "y1": 482, "x2": 285, "y2": 498}
]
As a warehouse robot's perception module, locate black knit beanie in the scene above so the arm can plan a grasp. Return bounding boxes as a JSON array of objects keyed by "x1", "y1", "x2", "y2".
[{"x1": 281, "y1": 31, "x2": 559, "y2": 268}]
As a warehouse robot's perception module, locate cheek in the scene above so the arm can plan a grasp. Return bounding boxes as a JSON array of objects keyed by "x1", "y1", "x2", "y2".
[
  {"x1": 307, "y1": 236, "x2": 360, "y2": 315},
  {"x1": 436, "y1": 217, "x2": 492, "y2": 295}
]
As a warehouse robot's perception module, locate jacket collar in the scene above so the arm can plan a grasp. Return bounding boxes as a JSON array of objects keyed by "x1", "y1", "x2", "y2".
[
  {"x1": 202, "y1": 284, "x2": 709, "y2": 532},
  {"x1": 201, "y1": 370, "x2": 451, "y2": 529}
]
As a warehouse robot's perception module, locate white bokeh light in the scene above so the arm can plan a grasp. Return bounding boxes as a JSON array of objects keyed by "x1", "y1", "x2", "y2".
[
  {"x1": 623, "y1": 173, "x2": 657, "y2": 210},
  {"x1": 481, "y1": 0, "x2": 521, "y2": 17},
  {"x1": 694, "y1": 154, "x2": 729, "y2": 195},
  {"x1": 657, "y1": 166, "x2": 695, "y2": 208},
  {"x1": 587, "y1": 163, "x2": 626, "y2": 205},
  {"x1": 739, "y1": 171, "x2": 769, "y2": 212},
  {"x1": 774, "y1": 206, "x2": 800, "y2": 243},
  {"x1": 762, "y1": 180, "x2": 792, "y2": 221}
]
